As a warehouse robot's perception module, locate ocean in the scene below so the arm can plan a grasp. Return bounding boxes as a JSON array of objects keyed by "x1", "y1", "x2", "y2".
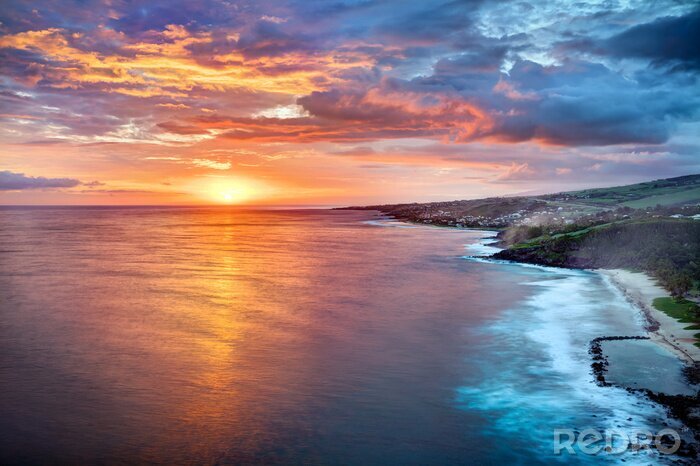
[{"x1": 0, "y1": 207, "x2": 689, "y2": 464}]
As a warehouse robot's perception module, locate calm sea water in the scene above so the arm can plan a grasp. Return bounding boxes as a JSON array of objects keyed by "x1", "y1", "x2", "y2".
[{"x1": 0, "y1": 207, "x2": 688, "y2": 464}]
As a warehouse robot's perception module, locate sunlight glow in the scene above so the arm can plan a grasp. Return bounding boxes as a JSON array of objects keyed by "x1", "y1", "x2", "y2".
[
  {"x1": 188, "y1": 176, "x2": 278, "y2": 205},
  {"x1": 213, "y1": 186, "x2": 244, "y2": 204}
]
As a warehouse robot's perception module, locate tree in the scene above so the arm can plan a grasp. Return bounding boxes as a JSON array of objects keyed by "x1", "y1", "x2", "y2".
[{"x1": 669, "y1": 273, "x2": 692, "y2": 300}]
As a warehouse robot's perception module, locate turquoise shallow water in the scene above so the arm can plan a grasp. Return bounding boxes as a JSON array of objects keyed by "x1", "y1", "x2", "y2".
[
  {"x1": 455, "y1": 252, "x2": 692, "y2": 464},
  {"x1": 603, "y1": 339, "x2": 698, "y2": 395},
  {"x1": 0, "y1": 207, "x2": 690, "y2": 464}
]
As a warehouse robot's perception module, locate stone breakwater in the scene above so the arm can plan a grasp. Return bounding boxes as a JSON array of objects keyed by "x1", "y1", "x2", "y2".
[
  {"x1": 589, "y1": 336, "x2": 700, "y2": 461},
  {"x1": 589, "y1": 335, "x2": 651, "y2": 387}
]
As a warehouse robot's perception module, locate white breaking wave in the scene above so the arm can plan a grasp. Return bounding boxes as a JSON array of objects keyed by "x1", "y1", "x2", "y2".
[
  {"x1": 362, "y1": 219, "x2": 418, "y2": 228},
  {"x1": 456, "y1": 237, "x2": 686, "y2": 464},
  {"x1": 463, "y1": 230, "x2": 501, "y2": 256}
]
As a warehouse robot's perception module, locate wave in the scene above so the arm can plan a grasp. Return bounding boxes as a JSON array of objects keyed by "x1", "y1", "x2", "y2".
[
  {"x1": 455, "y1": 237, "x2": 684, "y2": 464},
  {"x1": 362, "y1": 219, "x2": 418, "y2": 228}
]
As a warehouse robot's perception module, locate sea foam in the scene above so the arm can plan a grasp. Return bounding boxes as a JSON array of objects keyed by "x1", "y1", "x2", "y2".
[{"x1": 456, "y1": 235, "x2": 685, "y2": 464}]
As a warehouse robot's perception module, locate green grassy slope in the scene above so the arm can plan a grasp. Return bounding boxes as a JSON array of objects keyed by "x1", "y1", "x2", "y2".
[
  {"x1": 621, "y1": 186, "x2": 700, "y2": 208},
  {"x1": 544, "y1": 174, "x2": 700, "y2": 208},
  {"x1": 653, "y1": 297, "x2": 700, "y2": 324},
  {"x1": 495, "y1": 217, "x2": 700, "y2": 287},
  {"x1": 653, "y1": 297, "x2": 700, "y2": 348}
]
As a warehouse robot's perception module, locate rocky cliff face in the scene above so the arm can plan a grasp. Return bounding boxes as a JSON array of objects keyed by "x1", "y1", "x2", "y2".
[{"x1": 492, "y1": 246, "x2": 592, "y2": 268}]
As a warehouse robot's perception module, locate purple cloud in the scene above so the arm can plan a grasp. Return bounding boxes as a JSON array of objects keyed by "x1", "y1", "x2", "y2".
[
  {"x1": 0, "y1": 0, "x2": 699, "y2": 192},
  {"x1": 0, "y1": 170, "x2": 81, "y2": 190}
]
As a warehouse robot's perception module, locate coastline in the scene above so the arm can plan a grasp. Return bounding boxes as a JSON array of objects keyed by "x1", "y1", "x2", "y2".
[
  {"x1": 457, "y1": 223, "x2": 700, "y2": 365},
  {"x1": 358, "y1": 198, "x2": 700, "y2": 459},
  {"x1": 390, "y1": 223, "x2": 700, "y2": 460},
  {"x1": 598, "y1": 269, "x2": 700, "y2": 459},
  {"x1": 599, "y1": 269, "x2": 700, "y2": 364},
  {"x1": 464, "y1": 228, "x2": 700, "y2": 369},
  {"x1": 463, "y1": 231, "x2": 699, "y2": 461}
]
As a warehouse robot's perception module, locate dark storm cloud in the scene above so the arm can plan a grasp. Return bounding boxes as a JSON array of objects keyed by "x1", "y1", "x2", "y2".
[
  {"x1": 481, "y1": 59, "x2": 700, "y2": 146},
  {"x1": 605, "y1": 8, "x2": 700, "y2": 71},
  {"x1": 559, "y1": 7, "x2": 700, "y2": 73}
]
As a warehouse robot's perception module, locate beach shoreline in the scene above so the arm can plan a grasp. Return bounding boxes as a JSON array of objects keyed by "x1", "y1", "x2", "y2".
[
  {"x1": 463, "y1": 231, "x2": 700, "y2": 460},
  {"x1": 463, "y1": 227, "x2": 700, "y2": 367},
  {"x1": 450, "y1": 226, "x2": 699, "y2": 365},
  {"x1": 599, "y1": 269, "x2": 700, "y2": 364}
]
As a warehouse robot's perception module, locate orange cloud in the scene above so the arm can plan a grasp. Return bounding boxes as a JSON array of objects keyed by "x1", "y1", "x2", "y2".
[
  {"x1": 155, "y1": 82, "x2": 494, "y2": 144},
  {"x1": 0, "y1": 26, "x2": 379, "y2": 99}
]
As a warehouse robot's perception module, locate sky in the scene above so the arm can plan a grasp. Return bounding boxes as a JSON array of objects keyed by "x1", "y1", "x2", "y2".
[{"x1": 1, "y1": 0, "x2": 699, "y2": 205}]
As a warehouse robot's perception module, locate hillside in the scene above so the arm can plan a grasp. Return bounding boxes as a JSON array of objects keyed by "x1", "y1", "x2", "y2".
[
  {"x1": 542, "y1": 174, "x2": 700, "y2": 208},
  {"x1": 344, "y1": 174, "x2": 700, "y2": 300},
  {"x1": 343, "y1": 174, "x2": 700, "y2": 229},
  {"x1": 493, "y1": 177, "x2": 700, "y2": 300},
  {"x1": 494, "y1": 218, "x2": 700, "y2": 297}
]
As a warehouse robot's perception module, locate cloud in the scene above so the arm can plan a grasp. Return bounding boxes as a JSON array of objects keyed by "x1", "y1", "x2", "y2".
[
  {"x1": 0, "y1": 170, "x2": 81, "y2": 190},
  {"x1": 155, "y1": 57, "x2": 697, "y2": 147},
  {"x1": 235, "y1": 19, "x2": 313, "y2": 58},
  {"x1": 494, "y1": 162, "x2": 536, "y2": 181},
  {"x1": 604, "y1": 8, "x2": 700, "y2": 72},
  {"x1": 82, "y1": 180, "x2": 106, "y2": 187},
  {"x1": 1, "y1": 0, "x2": 700, "y2": 198},
  {"x1": 491, "y1": 59, "x2": 699, "y2": 146},
  {"x1": 156, "y1": 80, "x2": 491, "y2": 143},
  {"x1": 253, "y1": 104, "x2": 309, "y2": 119},
  {"x1": 191, "y1": 158, "x2": 231, "y2": 170},
  {"x1": 0, "y1": 24, "x2": 366, "y2": 101}
]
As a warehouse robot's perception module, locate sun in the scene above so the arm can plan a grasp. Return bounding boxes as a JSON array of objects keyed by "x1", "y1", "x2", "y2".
[
  {"x1": 217, "y1": 188, "x2": 246, "y2": 204},
  {"x1": 215, "y1": 185, "x2": 246, "y2": 204},
  {"x1": 190, "y1": 176, "x2": 273, "y2": 205}
]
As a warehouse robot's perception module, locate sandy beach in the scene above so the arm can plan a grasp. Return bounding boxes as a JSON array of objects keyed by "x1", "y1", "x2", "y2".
[{"x1": 601, "y1": 269, "x2": 700, "y2": 363}]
